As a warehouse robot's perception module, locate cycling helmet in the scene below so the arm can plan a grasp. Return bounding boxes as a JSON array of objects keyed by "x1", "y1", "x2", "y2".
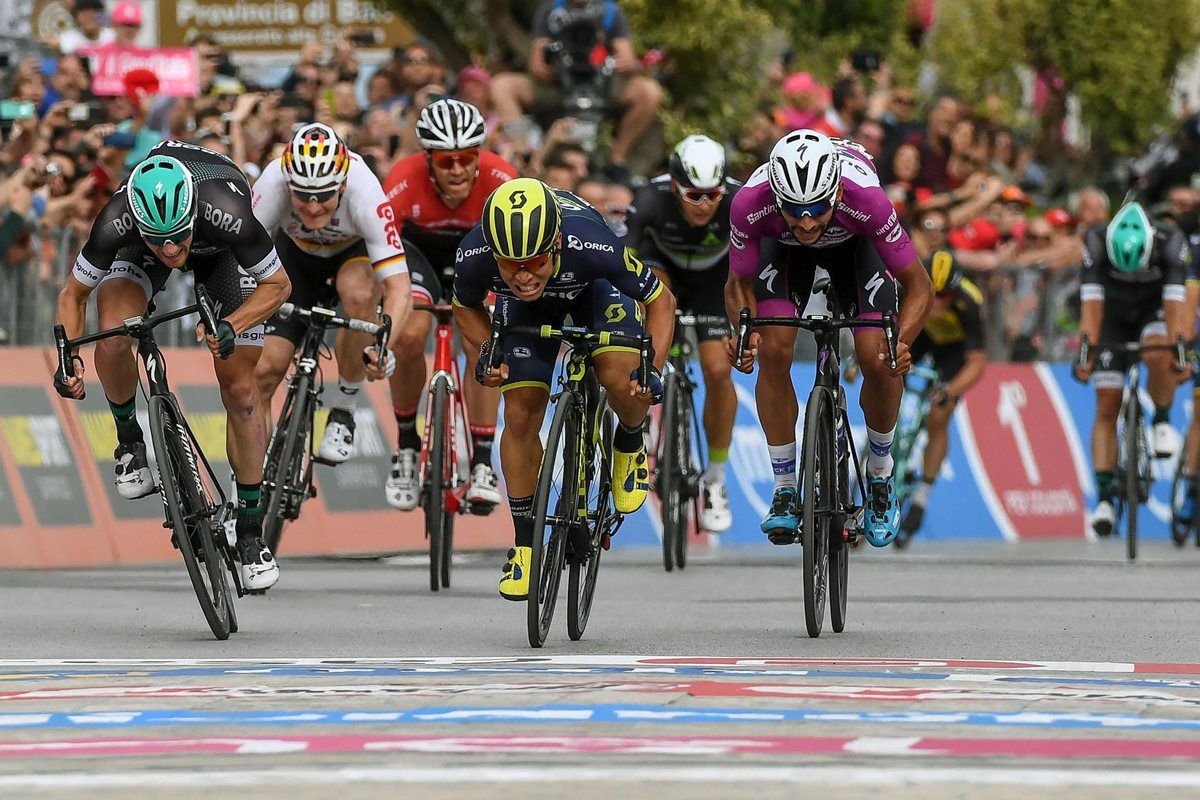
[
  {"x1": 1106, "y1": 201, "x2": 1153, "y2": 273},
  {"x1": 767, "y1": 129, "x2": 842, "y2": 208},
  {"x1": 127, "y1": 155, "x2": 196, "y2": 241},
  {"x1": 668, "y1": 134, "x2": 727, "y2": 190},
  {"x1": 283, "y1": 123, "x2": 350, "y2": 194},
  {"x1": 926, "y1": 248, "x2": 961, "y2": 294},
  {"x1": 416, "y1": 98, "x2": 487, "y2": 151},
  {"x1": 482, "y1": 178, "x2": 562, "y2": 260}
]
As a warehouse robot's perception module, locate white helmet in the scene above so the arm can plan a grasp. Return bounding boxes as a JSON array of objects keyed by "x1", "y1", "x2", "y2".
[
  {"x1": 668, "y1": 134, "x2": 727, "y2": 190},
  {"x1": 416, "y1": 98, "x2": 487, "y2": 150},
  {"x1": 283, "y1": 123, "x2": 350, "y2": 194},
  {"x1": 767, "y1": 129, "x2": 842, "y2": 207}
]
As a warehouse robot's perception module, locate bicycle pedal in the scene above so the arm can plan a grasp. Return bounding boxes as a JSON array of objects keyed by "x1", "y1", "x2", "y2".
[
  {"x1": 467, "y1": 500, "x2": 497, "y2": 517},
  {"x1": 312, "y1": 455, "x2": 339, "y2": 467},
  {"x1": 767, "y1": 529, "x2": 799, "y2": 546}
]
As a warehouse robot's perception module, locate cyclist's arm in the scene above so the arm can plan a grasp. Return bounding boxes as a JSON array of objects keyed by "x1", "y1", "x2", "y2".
[
  {"x1": 453, "y1": 301, "x2": 491, "y2": 357},
  {"x1": 946, "y1": 350, "x2": 987, "y2": 399},
  {"x1": 350, "y1": 161, "x2": 414, "y2": 342},
  {"x1": 57, "y1": 193, "x2": 135, "y2": 341},
  {"x1": 1079, "y1": 227, "x2": 1105, "y2": 346},
  {"x1": 55, "y1": 273, "x2": 94, "y2": 346},
  {"x1": 643, "y1": 281, "x2": 676, "y2": 373},
  {"x1": 893, "y1": 259, "x2": 934, "y2": 345},
  {"x1": 379, "y1": 273, "x2": 412, "y2": 350},
  {"x1": 1163, "y1": 227, "x2": 1190, "y2": 344}
]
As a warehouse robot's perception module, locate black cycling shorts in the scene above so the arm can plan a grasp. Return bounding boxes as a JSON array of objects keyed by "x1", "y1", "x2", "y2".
[
  {"x1": 656, "y1": 263, "x2": 730, "y2": 342},
  {"x1": 264, "y1": 234, "x2": 368, "y2": 346},
  {"x1": 1094, "y1": 303, "x2": 1166, "y2": 390},
  {"x1": 755, "y1": 236, "x2": 898, "y2": 326},
  {"x1": 909, "y1": 334, "x2": 967, "y2": 382},
  {"x1": 405, "y1": 238, "x2": 449, "y2": 306}
]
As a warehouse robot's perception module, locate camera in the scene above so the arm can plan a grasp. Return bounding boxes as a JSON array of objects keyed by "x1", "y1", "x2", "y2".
[
  {"x1": 850, "y1": 48, "x2": 883, "y2": 74},
  {"x1": 68, "y1": 102, "x2": 105, "y2": 127}
]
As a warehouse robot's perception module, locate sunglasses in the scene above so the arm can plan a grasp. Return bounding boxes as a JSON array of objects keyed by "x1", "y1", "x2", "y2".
[
  {"x1": 677, "y1": 185, "x2": 725, "y2": 205},
  {"x1": 143, "y1": 225, "x2": 193, "y2": 247},
  {"x1": 292, "y1": 187, "x2": 339, "y2": 204},
  {"x1": 496, "y1": 249, "x2": 557, "y2": 274},
  {"x1": 778, "y1": 197, "x2": 834, "y2": 219},
  {"x1": 429, "y1": 149, "x2": 479, "y2": 169}
]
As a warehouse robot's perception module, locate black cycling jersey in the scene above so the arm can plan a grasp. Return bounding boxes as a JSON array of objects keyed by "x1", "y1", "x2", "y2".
[
  {"x1": 73, "y1": 140, "x2": 280, "y2": 287},
  {"x1": 624, "y1": 175, "x2": 741, "y2": 272},
  {"x1": 453, "y1": 189, "x2": 663, "y2": 308},
  {"x1": 1080, "y1": 220, "x2": 1189, "y2": 311}
]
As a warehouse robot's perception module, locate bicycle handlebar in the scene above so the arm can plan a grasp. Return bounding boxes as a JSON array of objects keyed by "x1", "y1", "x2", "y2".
[
  {"x1": 277, "y1": 302, "x2": 388, "y2": 337},
  {"x1": 1077, "y1": 334, "x2": 1188, "y2": 373},
  {"x1": 487, "y1": 318, "x2": 652, "y2": 388},
  {"x1": 735, "y1": 307, "x2": 899, "y2": 371}
]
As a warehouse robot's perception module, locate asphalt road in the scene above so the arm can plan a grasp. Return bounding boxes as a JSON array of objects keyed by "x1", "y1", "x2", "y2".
[{"x1": 1, "y1": 539, "x2": 1200, "y2": 799}]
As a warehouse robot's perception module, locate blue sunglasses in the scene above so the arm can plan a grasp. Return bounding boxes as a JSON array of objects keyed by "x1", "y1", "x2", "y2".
[{"x1": 778, "y1": 197, "x2": 835, "y2": 218}]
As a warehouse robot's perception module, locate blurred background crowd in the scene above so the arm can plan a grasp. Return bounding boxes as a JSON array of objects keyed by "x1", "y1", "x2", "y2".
[{"x1": 2, "y1": 0, "x2": 1200, "y2": 359}]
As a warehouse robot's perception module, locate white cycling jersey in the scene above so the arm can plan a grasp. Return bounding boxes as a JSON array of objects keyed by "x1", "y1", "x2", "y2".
[{"x1": 252, "y1": 152, "x2": 408, "y2": 281}]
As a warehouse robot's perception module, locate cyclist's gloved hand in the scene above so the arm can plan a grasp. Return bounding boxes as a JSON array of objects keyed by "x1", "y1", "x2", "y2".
[
  {"x1": 631, "y1": 366, "x2": 664, "y2": 405},
  {"x1": 53, "y1": 355, "x2": 85, "y2": 400},
  {"x1": 362, "y1": 346, "x2": 395, "y2": 380},
  {"x1": 476, "y1": 338, "x2": 496, "y2": 385},
  {"x1": 204, "y1": 320, "x2": 236, "y2": 359}
]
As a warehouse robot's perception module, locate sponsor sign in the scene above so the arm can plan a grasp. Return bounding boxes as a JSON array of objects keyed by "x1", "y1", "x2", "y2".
[
  {"x1": 0, "y1": 388, "x2": 90, "y2": 527},
  {"x1": 79, "y1": 46, "x2": 200, "y2": 98}
]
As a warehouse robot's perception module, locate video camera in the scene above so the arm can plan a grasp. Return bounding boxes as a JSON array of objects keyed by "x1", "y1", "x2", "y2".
[{"x1": 542, "y1": 0, "x2": 614, "y2": 158}]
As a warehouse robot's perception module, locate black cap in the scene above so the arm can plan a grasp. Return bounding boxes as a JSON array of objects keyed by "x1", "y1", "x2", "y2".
[{"x1": 74, "y1": 0, "x2": 106, "y2": 12}]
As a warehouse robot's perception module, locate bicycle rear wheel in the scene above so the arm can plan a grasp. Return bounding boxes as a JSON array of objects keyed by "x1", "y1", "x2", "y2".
[
  {"x1": 1171, "y1": 457, "x2": 1192, "y2": 547},
  {"x1": 263, "y1": 377, "x2": 312, "y2": 555},
  {"x1": 568, "y1": 403, "x2": 615, "y2": 641},
  {"x1": 800, "y1": 387, "x2": 833, "y2": 638},
  {"x1": 441, "y1": 511, "x2": 455, "y2": 588},
  {"x1": 528, "y1": 392, "x2": 578, "y2": 647},
  {"x1": 829, "y1": 405, "x2": 851, "y2": 632},
  {"x1": 149, "y1": 395, "x2": 232, "y2": 640},
  {"x1": 673, "y1": 385, "x2": 697, "y2": 570},
  {"x1": 657, "y1": 376, "x2": 682, "y2": 571},
  {"x1": 1124, "y1": 398, "x2": 1141, "y2": 561},
  {"x1": 423, "y1": 380, "x2": 449, "y2": 592}
]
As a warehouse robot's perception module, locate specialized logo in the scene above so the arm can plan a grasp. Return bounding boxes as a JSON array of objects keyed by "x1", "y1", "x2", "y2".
[
  {"x1": 864, "y1": 272, "x2": 885, "y2": 307},
  {"x1": 760, "y1": 263, "x2": 779, "y2": 293},
  {"x1": 202, "y1": 202, "x2": 243, "y2": 235},
  {"x1": 226, "y1": 181, "x2": 245, "y2": 196},
  {"x1": 566, "y1": 234, "x2": 615, "y2": 253}
]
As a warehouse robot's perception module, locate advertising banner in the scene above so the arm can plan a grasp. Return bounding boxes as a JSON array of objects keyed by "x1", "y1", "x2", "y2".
[{"x1": 80, "y1": 46, "x2": 200, "y2": 98}]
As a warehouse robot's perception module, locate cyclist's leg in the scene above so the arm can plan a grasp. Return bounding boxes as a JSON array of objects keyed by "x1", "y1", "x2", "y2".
[
  {"x1": 1182, "y1": 357, "x2": 1200, "y2": 521},
  {"x1": 456, "y1": 249, "x2": 502, "y2": 502},
  {"x1": 196, "y1": 251, "x2": 277, "y2": 588},
  {"x1": 94, "y1": 246, "x2": 163, "y2": 499},
  {"x1": 903, "y1": 340, "x2": 961, "y2": 535},
  {"x1": 1140, "y1": 313, "x2": 1180, "y2": 457},
  {"x1": 256, "y1": 235, "x2": 321, "y2": 421},
  {"x1": 839, "y1": 239, "x2": 902, "y2": 545},
  {"x1": 322, "y1": 245, "x2": 377, "y2": 462},
  {"x1": 495, "y1": 295, "x2": 558, "y2": 600},
  {"x1": 1090, "y1": 314, "x2": 1130, "y2": 535}
]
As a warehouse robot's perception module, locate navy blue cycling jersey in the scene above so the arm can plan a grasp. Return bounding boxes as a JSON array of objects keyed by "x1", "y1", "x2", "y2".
[{"x1": 452, "y1": 190, "x2": 664, "y2": 308}]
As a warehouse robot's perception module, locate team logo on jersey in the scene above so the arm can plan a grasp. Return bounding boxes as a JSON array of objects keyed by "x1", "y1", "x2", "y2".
[
  {"x1": 566, "y1": 234, "x2": 614, "y2": 253},
  {"x1": 203, "y1": 202, "x2": 243, "y2": 235}
]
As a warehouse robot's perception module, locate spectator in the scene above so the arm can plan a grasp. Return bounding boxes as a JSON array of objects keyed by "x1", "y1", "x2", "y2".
[
  {"x1": 989, "y1": 126, "x2": 1029, "y2": 186},
  {"x1": 945, "y1": 118, "x2": 986, "y2": 189},
  {"x1": 539, "y1": 141, "x2": 590, "y2": 191},
  {"x1": 911, "y1": 206, "x2": 951, "y2": 260},
  {"x1": 281, "y1": 40, "x2": 325, "y2": 94},
  {"x1": 882, "y1": 86, "x2": 920, "y2": 146},
  {"x1": 812, "y1": 76, "x2": 865, "y2": 139},
  {"x1": 1071, "y1": 186, "x2": 1110, "y2": 230},
  {"x1": 395, "y1": 43, "x2": 441, "y2": 108},
  {"x1": 455, "y1": 66, "x2": 495, "y2": 127},
  {"x1": 109, "y1": 1, "x2": 142, "y2": 48},
  {"x1": 332, "y1": 82, "x2": 361, "y2": 124},
  {"x1": 490, "y1": 0, "x2": 664, "y2": 182},
  {"x1": 40, "y1": 54, "x2": 91, "y2": 116},
  {"x1": 57, "y1": 0, "x2": 116, "y2": 54},
  {"x1": 576, "y1": 176, "x2": 608, "y2": 209},
  {"x1": 1166, "y1": 185, "x2": 1199, "y2": 235},
  {"x1": 884, "y1": 141, "x2": 923, "y2": 221},
  {"x1": 366, "y1": 69, "x2": 403, "y2": 111},
  {"x1": 773, "y1": 71, "x2": 827, "y2": 135},
  {"x1": 910, "y1": 94, "x2": 960, "y2": 190},
  {"x1": 851, "y1": 118, "x2": 886, "y2": 161}
]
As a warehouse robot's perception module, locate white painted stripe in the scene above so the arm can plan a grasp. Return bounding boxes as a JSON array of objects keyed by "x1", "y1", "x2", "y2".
[
  {"x1": 0, "y1": 765, "x2": 1199, "y2": 790},
  {"x1": 955, "y1": 399, "x2": 1020, "y2": 542}
]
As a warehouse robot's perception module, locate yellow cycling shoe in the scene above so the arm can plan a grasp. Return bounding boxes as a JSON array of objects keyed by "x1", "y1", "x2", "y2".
[
  {"x1": 498, "y1": 546, "x2": 532, "y2": 601},
  {"x1": 612, "y1": 444, "x2": 650, "y2": 514}
]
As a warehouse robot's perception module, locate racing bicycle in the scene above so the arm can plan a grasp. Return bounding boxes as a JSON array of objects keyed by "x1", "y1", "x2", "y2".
[
  {"x1": 881, "y1": 360, "x2": 944, "y2": 550},
  {"x1": 54, "y1": 286, "x2": 244, "y2": 640},
  {"x1": 261, "y1": 302, "x2": 390, "y2": 555},
  {"x1": 736, "y1": 275, "x2": 898, "y2": 638}
]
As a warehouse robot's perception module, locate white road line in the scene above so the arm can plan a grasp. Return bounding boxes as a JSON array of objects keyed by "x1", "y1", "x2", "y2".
[{"x1": 1, "y1": 765, "x2": 1200, "y2": 790}]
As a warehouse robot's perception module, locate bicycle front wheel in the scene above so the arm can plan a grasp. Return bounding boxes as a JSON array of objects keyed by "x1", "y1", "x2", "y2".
[
  {"x1": 800, "y1": 387, "x2": 833, "y2": 638},
  {"x1": 149, "y1": 395, "x2": 231, "y2": 640},
  {"x1": 568, "y1": 402, "x2": 615, "y2": 641},
  {"x1": 263, "y1": 376, "x2": 312, "y2": 555},
  {"x1": 528, "y1": 392, "x2": 579, "y2": 647},
  {"x1": 1171, "y1": 457, "x2": 1192, "y2": 548},
  {"x1": 657, "y1": 376, "x2": 682, "y2": 572},
  {"x1": 1124, "y1": 398, "x2": 1141, "y2": 561},
  {"x1": 423, "y1": 380, "x2": 449, "y2": 592}
]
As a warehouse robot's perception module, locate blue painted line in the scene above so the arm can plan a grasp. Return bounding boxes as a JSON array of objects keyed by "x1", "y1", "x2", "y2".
[
  {"x1": 0, "y1": 705, "x2": 1198, "y2": 731},
  {"x1": 4, "y1": 666, "x2": 1200, "y2": 690}
]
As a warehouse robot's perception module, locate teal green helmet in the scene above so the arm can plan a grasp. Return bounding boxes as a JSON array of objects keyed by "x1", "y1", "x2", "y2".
[
  {"x1": 127, "y1": 155, "x2": 196, "y2": 243},
  {"x1": 1105, "y1": 201, "x2": 1153, "y2": 273}
]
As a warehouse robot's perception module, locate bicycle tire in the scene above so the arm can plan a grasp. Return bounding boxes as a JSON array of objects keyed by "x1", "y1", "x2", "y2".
[
  {"x1": 528, "y1": 391, "x2": 578, "y2": 647},
  {"x1": 800, "y1": 387, "x2": 833, "y2": 638},
  {"x1": 674, "y1": 385, "x2": 694, "y2": 570},
  {"x1": 658, "y1": 376, "x2": 681, "y2": 572},
  {"x1": 568, "y1": 403, "x2": 614, "y2": 641},
  {"x1": 149, "y1": 395, "x2": 231, "y2": 640},
  {"x1": 1125, "y1": 397, "x2": 1140, "y2": 561},
  {"x1": 829, "y1": 402, "x2": 851, "y2": 632},
  {"x1": 441, "y1": 510, "x2": 455, "y2": 588},
  {"x1": 263, "y1": 377, "x2": 312, "y2": 555},
  {"x1": 1171, "y1": 458, "x2": 1192, "y2": 547},
  {"x1": 423, "y1": 380, "x2": 449, "y2": 592}
]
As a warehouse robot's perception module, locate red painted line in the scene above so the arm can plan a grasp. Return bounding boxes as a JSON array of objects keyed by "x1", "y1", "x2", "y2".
[
  {"x1": 1135, "y1": 663, "x2": 1200, "y2": 676},
  {"x1": 2, "y1": 735, "x2": 1199, "y2": 760}
]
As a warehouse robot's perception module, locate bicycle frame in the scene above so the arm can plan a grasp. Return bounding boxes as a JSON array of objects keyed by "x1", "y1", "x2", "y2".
[{"x1": 419, "y1": 305, "x2": 474, "y2": 513}]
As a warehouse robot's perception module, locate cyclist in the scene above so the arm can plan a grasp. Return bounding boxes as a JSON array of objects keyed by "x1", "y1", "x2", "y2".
[
  {"x1": 896, "y1": 248, "x2": 988, "y2": 544},
  {"x1": 53, "y1": 141, "x2": 290, "y2": 591},
  {"x1": 1074, "y1": 201, "x2": 1191, "y2": 536},
  {"x1": 382, "y1": 98, "x2": 519, "y2": 513},
  {"x1": 453, "y1": 177, "x2": 676, "y2": 600},
  {"x1": 1175, "y1": 240, "x2": 1200, "y2": 532},
  {"x1": 624, "y1": 134, "x2": 740, "y2": 532},
  {"x1": 252, "y1": 123, "x2": 412, "y2": 460},
  {"x1": 725, "y1": 129, "x2": 933, "y2": 547}
]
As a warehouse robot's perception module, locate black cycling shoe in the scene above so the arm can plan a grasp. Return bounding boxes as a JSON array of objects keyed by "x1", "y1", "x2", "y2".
[{"x1": 895, "y1": 502, "x2": 924, "y2": 549}]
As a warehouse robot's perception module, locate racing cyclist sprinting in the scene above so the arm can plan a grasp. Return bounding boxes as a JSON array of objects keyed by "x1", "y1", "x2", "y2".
[
  {"x1": 725, "y1": 129, "x2": 933, "y2": 546},
  {"x1": 382, "y1": 98, "x2": 519, "y2": 513},
  {"x1": 453, "y1": 178, "x2": 676, "y2": 600},
  {"x1": 252, "y1": 123, "x2": 412, "y2": 459},
  {"x1": 1073, "y1": 201, "x2": 1191, "y2": 536},
  {"x1": 54, "y1": 143, "x2": 291, "y2": 591}
]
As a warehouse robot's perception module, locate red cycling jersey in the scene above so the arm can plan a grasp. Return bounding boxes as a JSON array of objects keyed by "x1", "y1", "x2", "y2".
[{"x1": 383, "y1": 150, "x2": 518, "y2": 270}]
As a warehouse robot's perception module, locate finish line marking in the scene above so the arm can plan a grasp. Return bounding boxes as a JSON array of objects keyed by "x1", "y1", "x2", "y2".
[
  {"x1": 2, "y1": 734, "x2": 1200, "y2": 760},
  {"x1": 1, "y1": 765, "x2": 1200, "y2": 790},
  {"x1": 0, "y1": 657, "x2": 1197, "y2": 674}
]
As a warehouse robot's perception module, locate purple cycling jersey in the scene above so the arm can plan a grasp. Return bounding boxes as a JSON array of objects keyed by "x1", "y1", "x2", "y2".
[{"x1": 729, "y1": 141, "x2": 917, "y2": 279}]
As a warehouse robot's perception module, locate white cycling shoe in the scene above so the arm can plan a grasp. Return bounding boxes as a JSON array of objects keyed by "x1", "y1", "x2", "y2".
[
  {"x1": 466, "y1": 463, "x2": 502, "y2": 507},
  {"x1": 114, "y1": 441, "x2": 156, "y2": 500},
  {"x1": 1153, "y1": 422, "x2": 1181, "y2": 459},
  {"x1": 1090, "y1": 500, "x2": 1115, "y2": 537},
  {"x1": 701, "y1": 480, "x2": 732, "y2": 533},
  {"x1": 238, "y1": 536, "x2": 279, "y2": 592},
  {"x1": 318, "y1": 410, "x2": 356, "y2": 463},
  {"x1": 385, "y1": 448, "x2": 421, "y2": 510}
]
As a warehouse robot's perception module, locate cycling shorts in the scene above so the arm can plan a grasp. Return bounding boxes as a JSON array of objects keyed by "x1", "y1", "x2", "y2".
[
  {"x1": 909, "y1": 334, "x2": 966, "y2": 382},
  {"x1": 404, "y1": 238, "x2": 447, "y2": 306},
  {"x1": 755, "y1": 236, "x2": 898, "y2": 331},
  {"x1": 264, "y1": 233, "x2": 369, "y2": 346},
  {"x1": 656, "y1": 263, "x2": 730, "y2": 342},
  {"x1": 103, "y1": 244, "x2": 264, "y2": 347},
  {"x1": 494, "y1": 280, "x2": 644, "y2": 393},
  {"x1": 1094, "y1": 303, "x2": 1167, "y2": 391}
]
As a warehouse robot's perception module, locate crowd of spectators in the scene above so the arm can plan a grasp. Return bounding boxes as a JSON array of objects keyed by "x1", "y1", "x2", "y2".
[{"x1": 1, "y1": 0, "x2": 1197, "y2": 354}]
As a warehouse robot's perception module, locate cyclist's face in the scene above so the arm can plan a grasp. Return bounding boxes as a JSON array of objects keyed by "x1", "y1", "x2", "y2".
[
  {"x1": 675, "y1": 180, "x2": 724, "y2": 227},
  {"x1": 145, "y1": 235, "x2": 193, "y2": 268},
  {"x1": 780, "y1": 186, "x2": 842, "y2": 245},
  {"x1": 291, "y1": 187, "x2": 342, "y2": 230},
  {"x1": 427, "y1": 149, "x2": 479, "y2": 203},
  {"x1": 495, "y1": 242, "x2": 559, "y2": 301}
]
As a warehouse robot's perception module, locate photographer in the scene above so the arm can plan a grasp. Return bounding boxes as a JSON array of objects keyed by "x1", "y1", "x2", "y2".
[{"x1": 490, "y1": 0, "x2": 662, "y2": 183}]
